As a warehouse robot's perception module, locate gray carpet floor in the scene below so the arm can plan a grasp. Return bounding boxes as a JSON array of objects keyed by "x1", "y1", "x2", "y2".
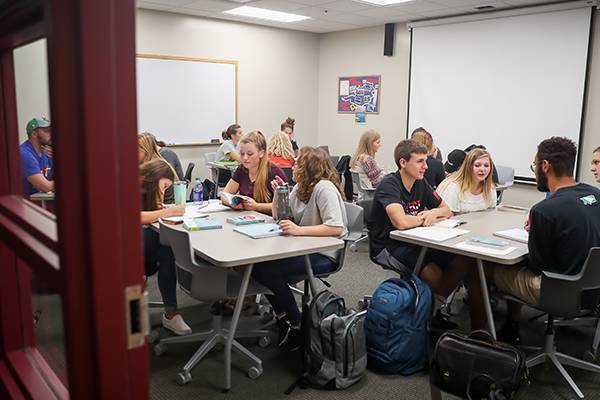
[{"x1": 147, "y1": 242, "x2": 600, "y2": 400}]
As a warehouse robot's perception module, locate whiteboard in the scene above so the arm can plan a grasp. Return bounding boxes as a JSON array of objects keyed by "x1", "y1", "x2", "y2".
[
  {"x1": 136, "y1": 55, "x2": 237, "y2": 145},
  {"x1": 408, "y1": 6, "x2": 591, "y2": 181}
]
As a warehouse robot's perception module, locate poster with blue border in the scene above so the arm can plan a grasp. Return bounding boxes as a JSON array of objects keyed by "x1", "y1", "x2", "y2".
[{"x1": 338, "y1": 75, "x2": 380, "y2": 114}]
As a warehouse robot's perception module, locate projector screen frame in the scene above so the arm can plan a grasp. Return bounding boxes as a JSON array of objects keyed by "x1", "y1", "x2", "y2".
[{"x1": 405, "y1": 1, "x2": 597, "y2": 184}]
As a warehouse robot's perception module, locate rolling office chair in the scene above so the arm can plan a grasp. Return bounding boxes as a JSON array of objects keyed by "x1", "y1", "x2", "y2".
[
  {"x1": 505, "y1": 248, "x2": 600, "y2": 398},
  {"x1": 183, "y1": 162, "x2": 195, "y2": 183},
  {"x1": 495, "y1": 165, "x2": 515, "y2": 204},
  {"x1": 349, "y1": 198, "x2": 372, "y2": 252},
  {"x1": 155, "y1": 222, "x2": 273, "y2": 385},
  {"x1": 351, "y1": 171, "x2": 376, "y2": 202}
]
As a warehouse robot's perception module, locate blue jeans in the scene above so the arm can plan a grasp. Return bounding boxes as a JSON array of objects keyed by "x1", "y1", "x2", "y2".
[
  {"x1": 143, "y1": 228, "x2": 178, "y2": 311},
  {"x1": 252, "y1": 254, "x2": 336, "y2": 326}
]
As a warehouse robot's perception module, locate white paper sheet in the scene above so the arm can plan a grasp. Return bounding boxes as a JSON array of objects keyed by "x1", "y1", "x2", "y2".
[
  {"x1": 433, "y1": 219, "x2": 466, "y2": 229},
  {"x1": 494, "y1": 228, "x2": 529, "y2": 244},
  {"x1": 339, "y1": 80, "x2": 350, "y2": 96},
  {"x1": 400, "y1": 226, "x2": 470, "y2": 242},
  {"x1": 454, "y1": 241, "x2": 516, "y2": 256}
]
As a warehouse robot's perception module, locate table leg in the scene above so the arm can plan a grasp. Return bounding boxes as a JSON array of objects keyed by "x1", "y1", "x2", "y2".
[
  {"x1": 413, "y1": 247, "x2": 428, "y2": 276},
  {"x1": 477, "y1": 259, "x2": 496, "y2": 339},
  {"x1": 224, "y1": 263, "x2": 253, "y2": 391},
  {"x1": 303, "y1": 255, "x2": 318, "y2": 297}
]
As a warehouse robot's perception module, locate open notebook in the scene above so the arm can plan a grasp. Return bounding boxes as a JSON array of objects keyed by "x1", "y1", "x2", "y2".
[
  {"x1": 400, "y1": 226, "x2": 470, "y2": 242},
  {"x1": 493, "y1": 228, "x2": 529, "y2": 244}
]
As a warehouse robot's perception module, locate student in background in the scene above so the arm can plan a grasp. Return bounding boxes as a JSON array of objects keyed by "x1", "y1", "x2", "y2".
[
  {"x1": 20, "y1": 117, "x2": 54, "y2": 195},
  {"x1": 350, "y1": 129, "x2": 387, "y2": 189},
  {"x1": 155, "y1": 137, "x2": 184, "y2": 181},
  {"x1": 267, "y1": 131, "x2": 295, "y2": 168},
  {"x1": 281, "y1": 117, "x2": 299, "y2": 153},
  {"x1": 411, "y1": 127, "x2": 445, "y2": 188},
  {"x1": 252, "y1": 147, "x2": 348, "y2": 350},
  {"x1": 443, "y1": 149, "x2": 467, "y2": 176},
  {"x1": 138, "y1": 132, "x2": 178, "y2": 203},
  {"x1": 591, "y1": 146, "x2": 600, "y2": 183},
  {"x1": 140, "y1": 159, "x2": 191, "y2": 336},
  {"x1": 369, "y1": 139, "x2": 477, "y2": 330},
  {"x1": 221, "y1": 130, "x2": 287, "y2": 214},
  {"x1": 436, "y1": 148, "x2": 497, "y2": 213},
  {"x1": 215, "y1": 124, "x2": 243, "y2": 163},
  {"x1": 491, "y1": 137, "x2": 600, "y2": 343}
]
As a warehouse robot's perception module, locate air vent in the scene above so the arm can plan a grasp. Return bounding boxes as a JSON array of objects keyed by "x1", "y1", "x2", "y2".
[{"x1": 474, "y1": 5, "x2": 496, "y2": 10}]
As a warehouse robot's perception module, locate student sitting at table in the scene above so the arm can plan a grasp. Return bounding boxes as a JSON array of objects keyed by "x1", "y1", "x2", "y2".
[
  {"x1": 591, "y1": 145, "x2": 600, "y2": 184},
  {"x1": 369, "y1": 139, "x2": 479, "y2": 330},
  {"x1": 215, "y1": 124, "x2": 243, "y2": 163},
  {"x1": 138, "y1": 132, "x2": 179, "y2": 203},
  {"x1": 221, "y1": 130, "x2": 287, "y2": 214},
  {"x1": 20, "y1": 117, "x2": 54, "y2": 196},
  {"x1": 411, "y1": 127, "x2": 445, "y2": 189},
  {"x1": 436, "y1": 148, "x2": 497, "y2": 213},
  {"x1": 490, "y1": 137, "x2": 600, "y2": 343},
  {"x1": 350, "y1": 129, "x2": 387, "y2": 189},
  {"x1": 140, "y1": 159, "x2": 191, "y2": 336},
  {"x1": 138, "y1": 132, "x2": 184, "y2": 180},
  {"x1": 267, "y1": 131, "x2": 295, "y2": 169},
  {"x1": 281, "y1": 117, "x2": 299, "y2": 154},
  {"x1": 252, "y1": 147, "x2": 348, "y2": 350}
]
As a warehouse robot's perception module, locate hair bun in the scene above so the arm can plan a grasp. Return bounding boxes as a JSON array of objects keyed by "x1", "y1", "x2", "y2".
[{"x1": 285, "y1": 117, "x2": 295, "y2": 126}]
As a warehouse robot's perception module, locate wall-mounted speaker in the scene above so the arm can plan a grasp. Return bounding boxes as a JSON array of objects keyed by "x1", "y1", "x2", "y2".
[
  {"x1": 383, "y1": 24, "x2": 396, "y2": 57},
  {"x1": 384, "y1": 23, "x2": 395, "y2": 57}
]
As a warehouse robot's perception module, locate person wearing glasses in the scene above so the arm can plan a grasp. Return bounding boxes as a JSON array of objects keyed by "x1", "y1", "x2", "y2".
[{"x1": 20, "y1": 117, "x2": 54, "y2": 196}]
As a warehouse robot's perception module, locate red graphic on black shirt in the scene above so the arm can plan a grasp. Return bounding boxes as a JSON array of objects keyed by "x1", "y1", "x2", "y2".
[
  {"x1": 433, "y1": 191, "x2": 441, "y2": 200},
  {"x1": 404, "y1": 200, "x2": 422, "y2": 216}
]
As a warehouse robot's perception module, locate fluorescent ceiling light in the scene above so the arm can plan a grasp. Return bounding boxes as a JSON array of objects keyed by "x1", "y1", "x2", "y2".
[
  {"x1": 355, "y1": 0, "x2": 415, "y2": 5},
  {"x1": 223, "y1": 6, "x2": 311, "y2": 23}
]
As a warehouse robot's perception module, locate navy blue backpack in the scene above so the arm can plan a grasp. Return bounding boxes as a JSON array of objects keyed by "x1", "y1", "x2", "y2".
[{"x1": 364, "y1": 276, "x2": 433, "y2": 375}]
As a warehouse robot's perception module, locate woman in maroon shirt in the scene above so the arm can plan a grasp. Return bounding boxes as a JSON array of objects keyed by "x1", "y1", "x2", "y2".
[{"x1": 221, "y1": 130, "x2": 287, "y2": 214}]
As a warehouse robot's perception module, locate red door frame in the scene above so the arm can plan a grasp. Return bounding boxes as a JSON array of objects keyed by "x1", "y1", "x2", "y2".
[{"x1": 0, "y1": 0, "x2": 148, "y2": 398}]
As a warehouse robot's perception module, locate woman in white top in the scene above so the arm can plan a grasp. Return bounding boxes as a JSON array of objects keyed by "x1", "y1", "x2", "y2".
[
  {"x1": 437, "y1": 148, "x2": 497, "y2": 213},
  {"x1": 350, "y1": 129, "x2": 387, "y2": 189},
  {"x1": 215, "y1": 124, "x2": 243, "y2": 162}
]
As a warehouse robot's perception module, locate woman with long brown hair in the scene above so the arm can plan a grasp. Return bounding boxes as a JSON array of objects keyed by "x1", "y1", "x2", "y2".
[
  {"x1": 221, "y1": 130, "x2": 287, "y2": 214},
  {"x1": 140, "y1": 159, "x2": 191, "y2": 336},
  {"x1": 252, "y1": 147, "x2": 348, "y2": 350}
]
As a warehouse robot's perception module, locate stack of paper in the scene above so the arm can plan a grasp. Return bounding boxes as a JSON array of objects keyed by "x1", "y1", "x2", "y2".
[
  {"x1": 454, "y1": 241, "x2": 516, "y2": 256},
  {"x1": 234, "y1": 223, "x2": 282, "y2": 239},
  {"x1": 494, "y1": 228, "x2": 529, "y2": 244},
  {"x1": 400, "y1": 226, "x2": 470, "y2": 242},
  {"x1": 433, "y1": 219, "x2": 466, "y2": 229},
  {"x1": 183, "y1": 217, "x2": 223, "y2": 231}
]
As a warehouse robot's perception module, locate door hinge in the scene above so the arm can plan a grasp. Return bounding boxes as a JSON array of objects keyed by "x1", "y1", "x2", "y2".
[{"x1": 125, "y1": 285, "x2": 149, "y2": 349}]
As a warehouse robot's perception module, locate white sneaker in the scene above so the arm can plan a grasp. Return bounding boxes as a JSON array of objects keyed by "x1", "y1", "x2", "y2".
[{"x1": 162, "y1": 313, "x2": 192, "y2": 336}]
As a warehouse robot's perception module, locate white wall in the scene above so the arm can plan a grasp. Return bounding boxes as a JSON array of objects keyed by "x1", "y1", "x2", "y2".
[
  {"x1": 13, "y1": 39, "x2": 50, "y2": 143},
  {"x1": 136, "y1": 10, "x2": 320, "y2": 181},
  {"x1": 318, "y1": 15, "x2": 600, "y2": 207}
]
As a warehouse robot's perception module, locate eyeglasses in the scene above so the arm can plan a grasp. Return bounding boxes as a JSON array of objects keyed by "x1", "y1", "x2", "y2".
[{"x1": 530, "y1": 161, "x2": 536, "y2": 173}]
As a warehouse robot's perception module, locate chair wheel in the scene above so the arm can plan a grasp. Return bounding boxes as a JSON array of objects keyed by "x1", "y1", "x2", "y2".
[
  {"x1": 154, "y1": 344, "x2": 167, "y2": 356},
  {"x1": 248, "y1": 366, "x2": 263, "y2": 380},
  {"x1": 583, "y1": 350, "x2": 598, "y2": 364},
  {"x1": 350, "y1": 244, "x2": 357, "y2": 252},
  {"x1": 258, "y1": 336, "x2": 271, "y2": 348},
  {"x1": 148, "y1": 330, "x2": 160, "y2": 344},
  {"x1": 176, "y1": 371, "x2": 192, "y2": 385},
  {"x1": 358, "y1": 298, "x2": 370, "y2": 310}
]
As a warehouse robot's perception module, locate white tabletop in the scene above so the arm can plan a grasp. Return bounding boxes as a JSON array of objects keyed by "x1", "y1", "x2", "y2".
[
  {"x1": 390, "y1": 207, "x2": 530, "y2": 265},
  {"x1": 162, "y1": 208, "x2": 344, "y2": 267},
  {"x1": 30, "y1": 191, "x2": 55, "y2": 200}
]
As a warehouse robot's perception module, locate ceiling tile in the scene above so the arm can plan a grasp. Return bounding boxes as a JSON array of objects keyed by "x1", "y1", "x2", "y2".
[
  {"x1": 322, "y1": 12, "x2": 384, "y2": 26},
  {"x1": 137, "y1": 1, "x2": 173, "y2": 11},
  {"x1": 318, "y1": 0, "x2": 375, "y2": 12},
  {"x1": 183, "y1": 0, "x2": 244, "y2": 11},
  {"x1": 140, "y1": 0, "x2": 197, "y2": 7},
  {"x1": 247, "y1": 0, "x2": 309, "y2": 12},
  {"x1": 170, "y1": 7, "x2": 214, "y2": 16},
  {"x1": 288, "y1": 0, "x2": 338, "y2": 5},
  {"x1": 292, "y1": 6, "x2": 347, "y2": 19}
]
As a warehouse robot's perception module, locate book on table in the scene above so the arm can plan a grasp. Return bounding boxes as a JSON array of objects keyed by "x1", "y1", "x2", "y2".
[
  {"x1": 183, "y1": 217, "x2": 223, "y2": 231},
  {"x1": 234, "y1": 223, "x2": 282, "y2": 239},
  {"x1": 221, "y1": 192, "x2": 252, "y2": 206},
  {"x1": 400, "y1": 226, "x2": 470, "y2": 242},
  {"x1": 226, "y1": 214, "x2": 266, "y2": 225},
  {"x1": 493, "y1": 228, "x2": 529, "y2": 244}
]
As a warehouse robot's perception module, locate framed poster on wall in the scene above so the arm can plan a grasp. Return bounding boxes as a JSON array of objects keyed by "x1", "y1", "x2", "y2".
[{"x1": 338, "y1": 75, "x2": 380, "y2": 113}]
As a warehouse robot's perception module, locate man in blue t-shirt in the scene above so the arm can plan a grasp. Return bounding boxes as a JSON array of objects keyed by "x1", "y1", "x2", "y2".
[{"x1": 20, "y1": 117, "x2": 54, "y2": 196}]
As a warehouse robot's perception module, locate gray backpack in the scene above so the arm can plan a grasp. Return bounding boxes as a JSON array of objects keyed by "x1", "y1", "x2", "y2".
[{"x1": 301, "y1": 290, "x2": 367, "y2": 390}]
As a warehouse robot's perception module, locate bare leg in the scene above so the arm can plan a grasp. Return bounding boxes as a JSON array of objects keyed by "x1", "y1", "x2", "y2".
[
  {"x1": 419, "y1": 263, "x2": 443, "y2": 292},
  {"x1": 435, "y1": 256, "x2": 471, "y2": 298}
]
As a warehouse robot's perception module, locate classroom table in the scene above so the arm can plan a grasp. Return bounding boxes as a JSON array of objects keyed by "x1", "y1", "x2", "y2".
[
  {"x1": 156, "y1": 203, "x2": 344, "y2": 390},
  {"x1": 29, "y1": 191, "x2": 55, "y2": 213},
  {"x1": 390, "y1": 207, "x2": 530, "y2": 338}
]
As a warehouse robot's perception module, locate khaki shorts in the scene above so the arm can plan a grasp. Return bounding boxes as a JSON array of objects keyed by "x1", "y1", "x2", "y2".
[{"x1": 494, "y1": 266, "x2": 541, "y2": 306}]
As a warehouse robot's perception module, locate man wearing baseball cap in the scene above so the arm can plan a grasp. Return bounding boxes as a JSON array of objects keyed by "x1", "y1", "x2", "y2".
[{"x1": 20, "y1": 117, "x2": 54, "y2": 195}]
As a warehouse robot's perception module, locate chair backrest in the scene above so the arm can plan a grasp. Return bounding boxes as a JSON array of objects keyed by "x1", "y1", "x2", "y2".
[
  {"x1": 540, "y1": 247, "x2": 600, "y2": 317},
  {"x1": 334, "y1": 202, "x2": 365, "y2": 274},
  {"x1": 158, "y1": 222, "x2": 228, "y2": 301},
  {"x1": 329, "y1": 155, "x2": 340, "y2": 168},
  {"x1": 318, "y1": 145, "x2": 330, "y2": 156},
  {"x1": 357, "y1": 199, "x2": 373, "y2": 227},
  {"x1": 204, "y1": 152, "x2": 216, "y2": 163},
  {"x1": 351, "y1": 171, "x2": 375, "y2": 201},
  {"x1": 496, "y1": 165, "x2": 515, "y2": 187},
  {"x1": 183, "y1": 162, "x2": 194, "y2": 183}
]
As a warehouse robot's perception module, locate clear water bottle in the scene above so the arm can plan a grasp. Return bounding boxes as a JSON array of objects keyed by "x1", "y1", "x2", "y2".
[
  {"x1": 192, "y1": 177, "x2": 203, "y2": 203},
  {"x1": 273, "y1": 183, "x2": 292, "y2": 222}
]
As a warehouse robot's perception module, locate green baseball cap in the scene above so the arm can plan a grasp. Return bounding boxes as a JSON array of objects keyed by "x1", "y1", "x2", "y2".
[{"x1": 26, "y1": 117, "x2": 51, "y2": 135}]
